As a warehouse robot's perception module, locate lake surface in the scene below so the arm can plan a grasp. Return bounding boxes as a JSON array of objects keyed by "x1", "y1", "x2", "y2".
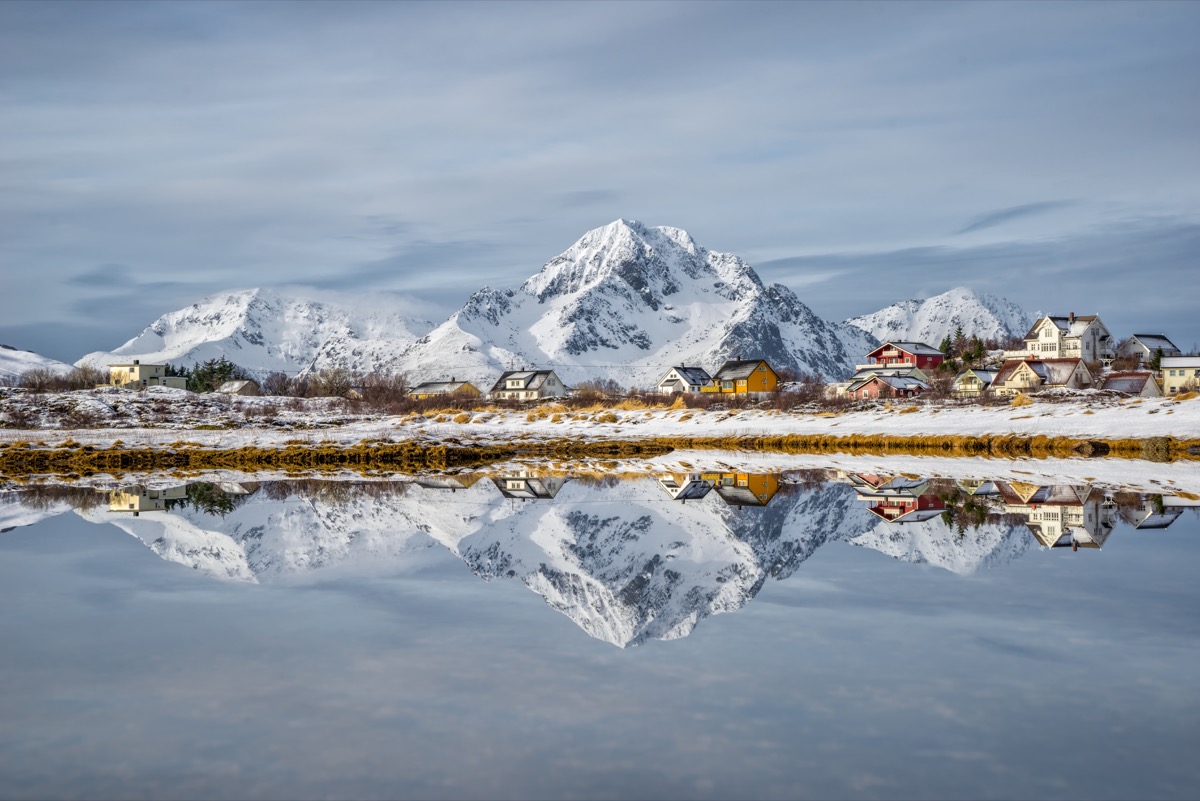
[{"x1": 2, "y1": 464, "x2": 1199, "y2": 800}]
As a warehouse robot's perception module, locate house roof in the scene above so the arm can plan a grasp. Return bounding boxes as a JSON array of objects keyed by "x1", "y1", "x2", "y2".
[
  {"x1": 216, "y1": 379, "x2": 257, "y2": 393},
  {"x1": 660, "y1": 366, "x2": 711, "y2": 386},
  {"x1": 1160, "y1": 356, "x2": 1200, "y2": 368},
  {"x1": 489, "y1": 370, "x2": 558, "y2": 393},
  {"x1": 411, "y1": 380, "x2": 475, "y2": 394},
  {"x1": 954, "y1": 369, "x2": 997, "y2": 384},
  {"x1": 1101, "y1": 372, "x2": 1154, "y2": 394},
  {"x1": 1024, "y1": 314, "x2": 1104, "y2": 340},
  {"x1": 712, "y1": 360, "x2": 773, "y2": 380},
  {"x1": 858, "y1": 374, "x2": 928, "y2": 392},
  {"x1": 1129, "y1": 334, "x2": 1180, "y2": 353},
  {"x1": 869, "y1": 341, "x2": 943, "y2": 357}
]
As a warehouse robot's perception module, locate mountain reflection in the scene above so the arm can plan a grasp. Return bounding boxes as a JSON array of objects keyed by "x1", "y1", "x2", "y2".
[{"x1": 4, "y1": 470, "x2": 1197, "y2": 646}]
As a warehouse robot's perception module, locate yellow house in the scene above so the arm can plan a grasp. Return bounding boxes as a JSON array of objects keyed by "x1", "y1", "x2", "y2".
[
  {"x1": 408, "y1": 379, "x2": 482, "y2": 401},
  {"x1": 700, "y1": 360, "x2": 778, "y2": 395},
  {"x1": 1159, "y1": 357, "x2": 1200, "y2": 395},
  {"x1": 108, "y1": 360, "x2": 187, "y2": 390}
]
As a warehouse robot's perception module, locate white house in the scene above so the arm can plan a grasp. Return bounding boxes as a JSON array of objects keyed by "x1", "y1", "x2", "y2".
[
  {"x1": 1117, "y1": 334, "x2": 1181, "y2": 364},
  {"x1": 489, "y1": 370, "x2": 568, "y2": 401},
  {"x1": 1016, "y1": 314, "x2": 1115, "y2": 363},
  {"x1": 1160, "y1": 356, "x2": 1200, "y2": 395},
  {"x1": 655, "y1": 366, "x2": 712, "y2": 395}
]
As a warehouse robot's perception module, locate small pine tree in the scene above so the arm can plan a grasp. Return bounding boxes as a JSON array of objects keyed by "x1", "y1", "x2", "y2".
[
  {"x1": 1149, "y1": 347, "x2": 1164, "y2": 371},
  {"x1": 939, "y1": 334, "x2": 952, "y2": 355}
]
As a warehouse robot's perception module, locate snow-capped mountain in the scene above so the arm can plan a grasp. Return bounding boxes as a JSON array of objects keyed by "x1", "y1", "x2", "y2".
[
  {"x1": 75, "y1": 221, "x2": 876, "y2": 384},
  {"x1": 844, "y1": 286, "x2": 1032, "y2": 345},
  {"x1": 77, "y1": 288, "x2": 434, "y2": 375},
  {"x1": 0, "y1": 344, "x2": 71, "y2": 381},
  {"x1": 402, "y1": 220, "x2": 876, "y2": 385}
]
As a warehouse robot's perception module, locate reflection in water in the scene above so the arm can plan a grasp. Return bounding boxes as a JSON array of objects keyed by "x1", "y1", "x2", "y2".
[{"x1": 3, "y1": 470, "x2": 1197, "y2": 646}]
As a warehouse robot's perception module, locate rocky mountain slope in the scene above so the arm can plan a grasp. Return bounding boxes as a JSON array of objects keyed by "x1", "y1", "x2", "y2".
[{"x1": 844, "y1": 286, "x2": 1032, "y2": 345}]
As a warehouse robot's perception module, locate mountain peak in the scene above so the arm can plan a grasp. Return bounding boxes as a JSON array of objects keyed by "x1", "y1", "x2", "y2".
[{"x1": 845, "y1": 286, "x2": 1032, "y2": 344}]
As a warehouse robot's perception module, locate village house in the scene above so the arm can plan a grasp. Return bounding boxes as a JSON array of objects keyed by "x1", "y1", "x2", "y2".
[
  {"x1": 845, "y1": 474, "x2": 946, "y2": 523},
  {"x1": 990, "y1": 358, "x2": 1093, "y2": 397},
  {"x1": 655, "y1": 366, "x2": 712, "y2": 395},
  {"x1": 1117, "y1": 334, "x2": 1181, "y2": 365},
  {"x1": 861, "y1": 341, "x2": 945, "y2": 371},
  {"x1": 489, "y1": 370, "x2": 568, "y2": 401},
  {"x1": 1014, "y1": 314, "x2": 1115, "y2": 363},
  {"x1": 107, "y1": 360, "x2": 187, "y2": 390},
  {"x1": 951, "y1": 368, "x2": 998, "y2": 399},
  {"x1": 706, "y1": 472, "x2": 780, "y2": 507},
  {"x1": 701, "y1": 359, "x2": 778, "y2": 396},
  {"x1": 848, "y1": 373, "x2": 928, "y2": 400},
  {"x1": 1100, "y1": 372, "x2": 1162, "y2": 398},
  {"x1": 998, "y1": 482, "x2": 1115, "y2": 550},
  {"x1": 1159, "y1": 356, "x2": 1200, "y2": 395},
  {"x1": 491, "y1": 473, "x2": 570, "y2": 500},
  {"x1": 215, "y1": 379, "x2": 260, "y2": 396},
  {"x1": 408, "y1": 379, "x2": 482, "y2": 401},
  {"x1": 658, "y1": 473, "x2": 714, "y2": 501},
  {"x1": 104, "y1": 484, "x2": 187, "y2": 514}
]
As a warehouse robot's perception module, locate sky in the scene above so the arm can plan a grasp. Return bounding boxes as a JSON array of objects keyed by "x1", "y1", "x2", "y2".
[{"x1": 1, "y1": 0, "x2": 1198, "y2": 362}]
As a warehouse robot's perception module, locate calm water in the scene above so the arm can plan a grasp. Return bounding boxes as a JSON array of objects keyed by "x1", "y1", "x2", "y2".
[{"x1": 2, "y1": 466, "x2": 1199, "y2": 800}]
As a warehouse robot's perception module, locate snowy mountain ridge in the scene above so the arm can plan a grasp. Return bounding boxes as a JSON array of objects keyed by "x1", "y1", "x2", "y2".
[
  {"x1": 76, "y1": 220, "x2": 877, "y2": 384},
  {"x1": 844, "y1": 286, "x2": 1032, "y2": 345},
  {"x1": 0, "y1": 344, "x2": 72, "y2": 381}
]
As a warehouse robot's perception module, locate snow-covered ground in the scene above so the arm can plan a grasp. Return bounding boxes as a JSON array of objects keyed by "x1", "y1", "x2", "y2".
[{"x1": 1, "y1": 385, "x2": 1197, "y2": 451}]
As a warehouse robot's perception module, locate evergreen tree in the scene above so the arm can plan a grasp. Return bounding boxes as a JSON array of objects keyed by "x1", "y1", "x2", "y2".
[
  {"x1": 939, "y1": 334, "x2": 952, "y2": 355},
  {"x1": 1149, "y1": 347, "x2": 1164, "y2": 371},
  {"x1": 187, "y1": 357, "x2": 250, "y2": 393}
]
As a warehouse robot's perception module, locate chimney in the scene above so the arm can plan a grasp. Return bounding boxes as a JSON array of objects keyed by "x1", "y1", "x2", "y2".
[
  {"x1": 1069, "y1": 312, "x2": 1075, "y2": 323},
  {"x1": 451, "y1": 376, "x2": 456, "y2": 383},
  {"x1": 133, "y1": 359, "x2": 140, "y2": 365}
]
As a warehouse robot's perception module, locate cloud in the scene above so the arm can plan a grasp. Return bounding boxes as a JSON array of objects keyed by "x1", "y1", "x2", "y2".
[
  {"x1": 955, "y1": 200, "x2": 1080, "y2": 235},
  {"x1": 65, "y1": 263, "x2": 135, "y2": 287}
]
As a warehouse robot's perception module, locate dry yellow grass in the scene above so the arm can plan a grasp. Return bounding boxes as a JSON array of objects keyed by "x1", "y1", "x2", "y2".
[
  {"x1": 1010, "y1": 393, "x2": 1033, "y2": 408},
  {"x1": 668, "y1": 395, "x2": 686, "y2": 410},
  {"x1": 898, "y1": 406, "x2": 919, "y2": 414},
  {"x1": 453, "y1": 412, "x2": 472, "y2": 424},
  {"x1": 1175, "y1": 391, "x2": 1197, "y2": 401}
]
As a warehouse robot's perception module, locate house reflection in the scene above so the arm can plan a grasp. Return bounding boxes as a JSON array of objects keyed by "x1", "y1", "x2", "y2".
[
  {"x1": 492, "y1": 472, "x2": 571, "y2": 500},
  {"x1": 997, "y1": 482, "x2": 1115, "y2": 550},
  {"x1": 655, "y1": 472, "x2": 780, "y2": 507},
  {"x1": 103, "y1": 485, "x2": 187, "y2": 515},
  {"x1": 415, "y1": 474, "x2": 484, "y2": 492},
  {"x1": 844, "y1": 473, "x2": 946, "y2": 523}
]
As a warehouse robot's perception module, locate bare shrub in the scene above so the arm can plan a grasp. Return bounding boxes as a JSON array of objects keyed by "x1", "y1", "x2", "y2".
[{"x1": 19, "y1": 367, "x2": 59, "y2": 392}]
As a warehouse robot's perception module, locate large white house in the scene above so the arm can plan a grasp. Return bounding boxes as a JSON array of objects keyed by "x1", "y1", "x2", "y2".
[{"x1": 1016, "y1": 314, "x2": 1115, "y2": 363}]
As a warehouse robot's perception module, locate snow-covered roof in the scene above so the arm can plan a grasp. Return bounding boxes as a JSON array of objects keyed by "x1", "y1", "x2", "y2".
[
  {"x1": 954, "y1": 369, "x2": 997, "y2": 384},
  {"x1": 1101, "y1": 372, "x2": 1154, "y2": 394},
  {"x1": 1024, "y1": 314, "x2": 1104, "y2": 340},
  {"x1": 1128, "y1": 334, "x2": 1180, "y2": 354},
  {"x1": 490, "y1": 370, "x2": 558, "y2": 393},
  {"x1": 667, "y1": 366, "x2": 712, "y2": 385},
  {"x1": 411, "y1": 380, "x2": 476, "y2": 395},
  {"x1": 712, "y1": 360, "x2": 773, "y2": 380},
  {"x1": 1159, "y1": 356, "x2": 1200, "y2": 368},
  {"x1": 216, "y1": 379, "x2": 257, "y2": 393},
  {"x1": 994, "y1": 358, "x2": 1085, "y2": 387}
]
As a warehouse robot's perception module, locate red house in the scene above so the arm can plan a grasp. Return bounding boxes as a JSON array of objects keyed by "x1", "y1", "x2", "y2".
[{"x1": 865, "y1": 341, "x2": 946, "y2": 371}]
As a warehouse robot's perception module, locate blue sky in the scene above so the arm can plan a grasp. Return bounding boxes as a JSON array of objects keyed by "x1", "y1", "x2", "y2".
[{"x1": 2, "y1": 1, "x2": 1198, "y2": 360}]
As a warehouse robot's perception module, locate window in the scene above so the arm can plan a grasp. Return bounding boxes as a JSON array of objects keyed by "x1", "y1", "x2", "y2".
[{"x1": 757, "y1": 365, "x2": 765, "y2": 372}]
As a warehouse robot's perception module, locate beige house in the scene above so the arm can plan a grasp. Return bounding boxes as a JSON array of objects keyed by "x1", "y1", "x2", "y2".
[
  {"x1": 108, "y1": 360, "x2": 187, "y2": 390},
  {"x1": 1160, "y1": 356, "x2": 1200, "y2": 395},
  {"x1": 489, "y1": 370, "x2": 568, "y2": 401},
  {"x1": 990, "y1": 358, "x2": 1093, "y2": 397},
  {"x1": 951, "y1": 368, "x2": 998, "y2": 398},
  {"x1": 1014, "y1": 314, "x2": 1115, "y2": 363},
  {"x1": 408, "y1": 379, "x2": 482, "y2": 401}
]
